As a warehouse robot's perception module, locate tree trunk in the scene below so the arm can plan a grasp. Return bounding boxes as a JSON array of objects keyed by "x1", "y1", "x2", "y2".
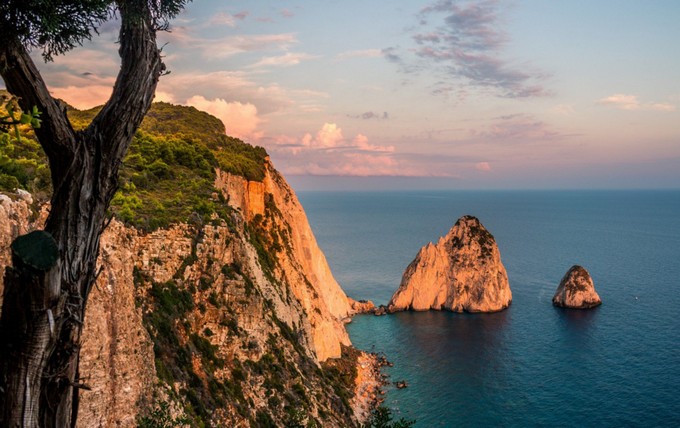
[
  {"x1": 0, "y1": 232, "x2": 61, "y2": 427},
  {"x1": 0, "y1": 1, "x2": 165, "y2": 426}
]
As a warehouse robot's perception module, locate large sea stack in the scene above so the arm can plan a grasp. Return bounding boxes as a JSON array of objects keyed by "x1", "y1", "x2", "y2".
[
  {"x1": 388, "y1": 215, "x2": 512, "y2": 313},
  {"x1": 552, "y1": 265, "x2": 602, "y2": 309}
]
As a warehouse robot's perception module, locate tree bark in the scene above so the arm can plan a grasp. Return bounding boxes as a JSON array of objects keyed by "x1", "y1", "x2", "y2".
[{"x1": 0, "y1": 1, "x2": 165, "y2": 426}]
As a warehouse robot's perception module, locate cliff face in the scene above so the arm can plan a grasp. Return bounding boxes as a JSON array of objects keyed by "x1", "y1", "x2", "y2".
[
  {"x1": 215, "y1": 162, "x2": 353, "y2": 361},
  {"x1": 388, "y1": 215, "x2": 512, "y2": 313},
  {"x1": 0, "y1": 159, "x2": 363, "y2": 427},
  {"x1": 552, "y1": 265, "x2": 602, "y2": 309}
]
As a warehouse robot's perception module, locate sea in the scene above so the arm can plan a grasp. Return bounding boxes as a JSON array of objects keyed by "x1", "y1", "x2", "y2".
[{"x1": 297, "y1": 190, "x2": 680, "y2": 427}]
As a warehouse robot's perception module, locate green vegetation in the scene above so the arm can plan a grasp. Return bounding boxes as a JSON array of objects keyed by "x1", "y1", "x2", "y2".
[
  {"x1": 321, "y1": 346, "x2": 361, "y2": 419},
  {"x1": 135, "y1": 270, "x2": 241, "y2": 427},
  {"x1": 0, "y1": 92, "x2": 50, "y2": 196},
  {"x1": 363, "y1": 406, "x2": 416, "y2": 428},
  {"x1": 2, "y1": 98, "x2": 269, "y2": 231},
  {"x1": 137, "y1": 401, "x2": 189, "y2": 428}
]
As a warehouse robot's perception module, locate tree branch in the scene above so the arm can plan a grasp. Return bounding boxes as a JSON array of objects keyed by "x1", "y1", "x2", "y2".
[
  {"x1": 87, "y1": 0, "x2": 165, "y2": 179},
  {"x1": 0, "y1": 35, "x2": 76, "y2": 174}
]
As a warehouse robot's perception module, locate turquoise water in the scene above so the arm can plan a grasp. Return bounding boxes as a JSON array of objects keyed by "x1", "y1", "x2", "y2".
[{"x1": 298, "y1": 190, "x2": 680, "y2": 427}]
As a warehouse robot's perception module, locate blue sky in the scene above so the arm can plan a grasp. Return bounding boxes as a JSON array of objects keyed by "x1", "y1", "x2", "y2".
[{"x1": 6, "y1": 0, "x2": 680, "y2": 189}]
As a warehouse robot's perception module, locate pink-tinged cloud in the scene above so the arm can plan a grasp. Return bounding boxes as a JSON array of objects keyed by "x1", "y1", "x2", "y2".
[
  {"x1": 475, "y1": 162, "x2": 491, "y2": 171},
  {"x1": 45, "y1": 72, "x2": 116, "y2": 109},
  {"x1": 185, "y1": 96, "x2": 263, "y2": 141},
  {"x1": 50, "y1": 85, "x2": 113, "y2": 109},
  {"x1": 262, "y1": 124, "x2": 418, "y2": 177},
  {"x1": 276, "y1": 123, "x2": 396, "y2": 153},
  {"x1": 160, "y1": 31, "x2": 298, "y2": 59},
  {"x1": 157, "y1": 70, "x2": 293, "y2": 115},
  {"x1": 596, "y1": 94, "x2": 676, "y2": 111},
  {"x1": 251, "y1": 52, "x2": 318, "y2": 68},
  {"x1": 316, "y1": 123, "x2": 344, "y2": 148},
  {"x1": 483, "y1": 114, "x2": 560, "y2": 141}
]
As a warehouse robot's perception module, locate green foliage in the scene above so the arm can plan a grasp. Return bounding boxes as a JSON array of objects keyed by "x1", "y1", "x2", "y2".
[
  {"x1": 64, "y1": 101, "x2": 269, "y2": 230},
  {"x1": 137, "y1": 401, "x2": 189, "y2": 428},
  {"x1": 321, "y1": 346, "x2": 361, "y2": 417},
  {"x1": 363, "y1": 406, "x2": 415, "y2": 428},
  {"x1": 0, "y1": 92, "x2": 50, "y2": 195},
  {"x1": 0, "y1": 93, "x2": 42, "y2": 139},
  {"x1": 2, "y1": 98, "x2": 269, "y2": 230},
  {"x1": 0, "y1": 0, "x2": 189, "y2": 61}
]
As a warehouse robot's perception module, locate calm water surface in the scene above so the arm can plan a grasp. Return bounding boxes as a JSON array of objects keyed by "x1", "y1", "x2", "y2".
[{"x1": 298, "y1": 190, "x2": 680, "y2": 427}]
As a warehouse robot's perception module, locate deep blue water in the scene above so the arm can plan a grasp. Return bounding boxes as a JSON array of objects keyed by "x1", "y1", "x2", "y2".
[{"x1": 298, "y1": 190, "x2": 680, "y2": 427}]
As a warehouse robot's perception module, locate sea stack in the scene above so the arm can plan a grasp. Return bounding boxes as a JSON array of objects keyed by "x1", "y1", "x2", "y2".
[
  {"x1": 552, "y1": 265, "x2": 602, "y2": 309},
  {"x1": 388, "y1": 215, "x2": 512, "y2": 313}
]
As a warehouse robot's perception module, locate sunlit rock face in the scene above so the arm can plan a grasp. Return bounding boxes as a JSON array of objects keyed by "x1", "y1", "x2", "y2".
[
  {"x1": 216, "y1": 160, "x2": 353, "y2": 361},
  {"x1": 552, "y1": 265, "x2": 602, "y2": 309},
  {"x1": 388, "y1": 215, "x2": 512, "y2": 313},
  {"x1": 0, "y1": 159, "x2": 361, "y2": 427}
]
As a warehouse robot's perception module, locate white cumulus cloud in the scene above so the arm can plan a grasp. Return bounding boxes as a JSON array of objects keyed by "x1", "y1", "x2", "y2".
[{"x1": 185, "y1": 96, "x2": 263, "y2": 141}]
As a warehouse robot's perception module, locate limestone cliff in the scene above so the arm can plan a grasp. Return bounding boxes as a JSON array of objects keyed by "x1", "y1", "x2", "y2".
[
  {"x1": 215, "y1": 161, "x2": 353, "y2": 361},
  {"x1": 552, "y1": 265, "x2": 602, "y2": 309},
  {"x1": 0, "y1": 158, "x2": 366, "y2": 427},
  {"x1": 388, "y1": 215, "x2": 512, "y2": 313}
]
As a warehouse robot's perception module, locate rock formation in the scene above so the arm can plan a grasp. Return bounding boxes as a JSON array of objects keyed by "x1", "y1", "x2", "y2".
[
  {"x1": 552, "y1": 265, "x2": 602, "y2": 309},
  {"x1": 388, "y1": 215, "x2": 511, "y2": 313},
  {"x1": 0, "y1": 158, "x2": 370, "y2": 427}
]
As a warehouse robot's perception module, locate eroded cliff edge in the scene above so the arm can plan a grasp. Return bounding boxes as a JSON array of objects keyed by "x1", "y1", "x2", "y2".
[
  {"x1": 0, "y1": 103, "x2": 373, "y2": 427},
  {"x1": 388, "y1": 215, "x2": 512, "y2": 313}
]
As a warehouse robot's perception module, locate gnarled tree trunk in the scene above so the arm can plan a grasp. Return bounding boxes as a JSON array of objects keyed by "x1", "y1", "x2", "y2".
[{"x1": 0, "y1": 2, "x2": 165, "y2": 426}]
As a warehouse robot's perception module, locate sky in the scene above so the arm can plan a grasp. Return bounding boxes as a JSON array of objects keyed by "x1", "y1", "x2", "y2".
[{"x1": 4, "y1": 0, "x2": 680, "y2": 190}]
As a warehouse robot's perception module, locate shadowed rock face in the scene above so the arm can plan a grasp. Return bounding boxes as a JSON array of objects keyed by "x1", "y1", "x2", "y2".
[
  {"x1": 552, "y1": 265, "x2": 602, "y2": 309},
  {"x1": 388, "y1": 215, "x2": 512, "y2": 313}
]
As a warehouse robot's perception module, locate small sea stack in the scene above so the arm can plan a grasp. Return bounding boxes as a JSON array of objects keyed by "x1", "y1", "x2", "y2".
[
  {"x1": 552, "y1": 265, "x2": 602, "y2": 309},
  {"x1": 388, "y1": 215, "x2": 512, "y2": 313}
]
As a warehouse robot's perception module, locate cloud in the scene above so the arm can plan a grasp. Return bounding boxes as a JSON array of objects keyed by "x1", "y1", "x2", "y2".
[
  {"x1": 157, "y1": 70, "x2": 293, "y2": 115},
  {"x1": 50, "y1": 84, "x2": 113, "y2": 109},
  {"x1": 208, "y1": 11, "x2": 249, "y2": 27},
  {"x1": 347, "y1": 111, "x2": 389, "y2": 120},
  {"x1": 185, "y1": 96, "x2": 263, "y2": 141},
  {"x1": 335, "y1": 49, "x2": 383, "y2": 61},
  {"x1": 382, "y1": 47, "x2": 403, "y2": 64},
  {"x1": 262, "y1": 123, "x2": 410, "y2": 176},
  {"x1": 251, "y1": 52, "x2": 318, "y2": 68},
  {"x1": 596, "y1": 94, "x2": 676, "y2": 111},
  {"x1": 160, "y1": 31, "x2": 298, "y2": 60},
  {"x1": 281, "y1": 9, "x2": 294, "y2": 18},
  {"x1": 475, "y1": 161, "x2": 491, "y2": 171},
  {"x1": 389, "y1": 0, "x2": 548, "y2": 98},
  {"x1": 484, "y1": 114, "x2": 559, "y2": 141}
]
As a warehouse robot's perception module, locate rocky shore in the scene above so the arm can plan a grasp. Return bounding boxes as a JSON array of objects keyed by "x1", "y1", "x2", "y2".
[{"x1": 352, "y1": 352, "x2": 390, "y2": 423}]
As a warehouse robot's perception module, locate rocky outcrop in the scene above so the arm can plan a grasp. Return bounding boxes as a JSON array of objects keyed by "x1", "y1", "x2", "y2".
[
  {"x1": 348, "y1": 298, "x2": 376, "y2": 315},
  {"x1": 552, "y1": 265, "x2": 602, "y2": 309},
  {"x1": 0, "y1": 158, "x2": 365, "y2": 427},
  {"x1": 388, "y1": 215, "x2": 511, "y2": 313}
]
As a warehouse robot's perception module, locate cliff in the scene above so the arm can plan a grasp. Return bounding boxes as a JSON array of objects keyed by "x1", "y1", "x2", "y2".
[
  {"x1": 388, "y1": 215, "x2": 512, "y2": 313},
  {"x1": 0, "y1": 103, "x2": 371, "y2": 427},
  {"x1": 552, "y1": 265, "x2": 602, "y2": 309},
  {"x1": 0, "y1": 166, "x2": 361, "y2": 426},
  {"x1": 215, "y1": 164, "x2": 353, "y2": 361}
]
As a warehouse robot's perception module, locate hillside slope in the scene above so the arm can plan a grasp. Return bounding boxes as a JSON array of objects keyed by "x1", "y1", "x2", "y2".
[{"x1": 0, "y1": 102, "x2": 372, "y2": 427}]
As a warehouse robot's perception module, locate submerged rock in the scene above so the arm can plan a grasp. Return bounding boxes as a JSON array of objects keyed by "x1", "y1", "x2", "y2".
[
  {"x1": 552, "y1": 265, "x2": 602, "y2": 309},
  {"x1": 388, "y1": 215, "x2": 512, "y2": 313}
]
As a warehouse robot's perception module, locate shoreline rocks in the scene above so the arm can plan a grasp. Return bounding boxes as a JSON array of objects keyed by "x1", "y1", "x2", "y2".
[
  {"x1": 388, "y1": 215, "x2": 512, "y2": 313},
  {"x1": 552, "y1": 265, "x2": 602, "y2": 309}
]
